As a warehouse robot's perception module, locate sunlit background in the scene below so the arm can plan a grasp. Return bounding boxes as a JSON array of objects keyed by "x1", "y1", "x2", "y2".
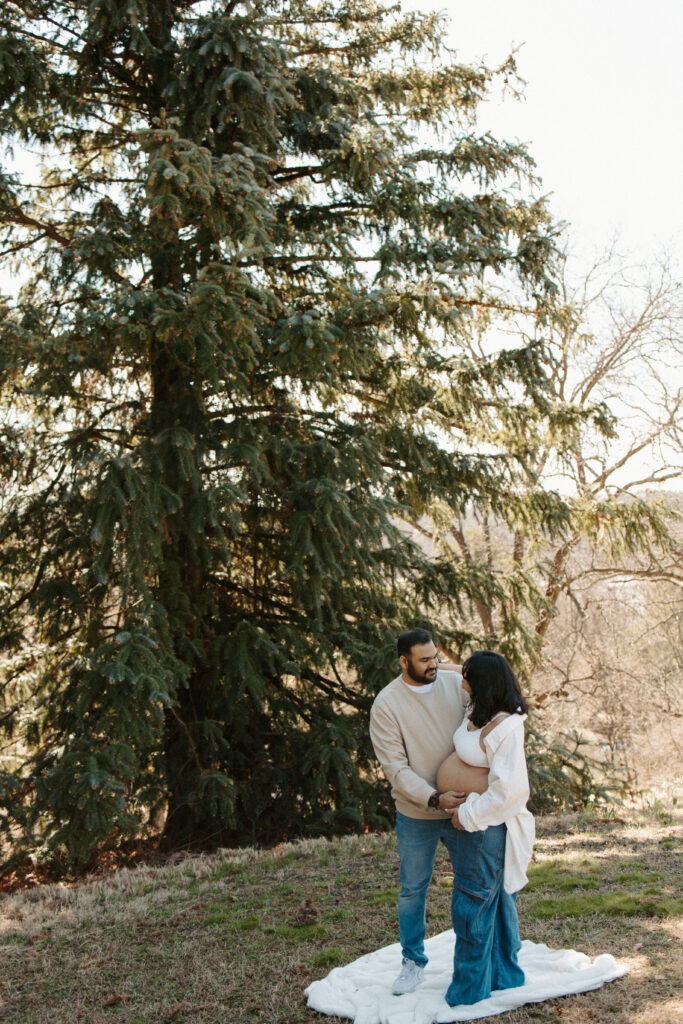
[{"x1": 436, "y1": 0, "x2": 683, "y2": 265}]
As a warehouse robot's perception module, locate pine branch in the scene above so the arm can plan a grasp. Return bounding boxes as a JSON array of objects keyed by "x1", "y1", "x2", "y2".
[
  {"x1": 0, "y1": 235, "x2": 50, "y2": 257},
  {"x1": 8, "y1": 23, "x2": 76, "y2": 56},
  {"x1": 2, "y1": 207, "x2": 70, "y2": 247},
  {"x1": 272, "y1": 165, "x2": 323, "y2": 183}
]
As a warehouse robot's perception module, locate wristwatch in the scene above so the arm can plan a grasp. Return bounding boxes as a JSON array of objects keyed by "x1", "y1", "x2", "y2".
[{"x1": 427, "y1": 791, "x2": 441, "y2": 810}]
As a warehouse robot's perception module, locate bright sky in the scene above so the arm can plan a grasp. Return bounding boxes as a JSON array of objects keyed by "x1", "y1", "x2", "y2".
[
  {"x1": 418, "y1": 1, "x2": 683, "y2": 495},
  {"x1": 436, "y1": 0, "x2": 683, "y2": 265}
]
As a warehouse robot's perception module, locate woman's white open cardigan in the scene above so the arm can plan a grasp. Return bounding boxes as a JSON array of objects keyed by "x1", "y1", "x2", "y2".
[{"x1": 457, "y1": 713, "x2": 535, "y2": 894}]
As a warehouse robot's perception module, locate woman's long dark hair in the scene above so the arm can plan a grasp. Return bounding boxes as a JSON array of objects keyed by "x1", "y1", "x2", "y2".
[{"x1": 462, "y1": 650, "x2": 528, "y2": 728}]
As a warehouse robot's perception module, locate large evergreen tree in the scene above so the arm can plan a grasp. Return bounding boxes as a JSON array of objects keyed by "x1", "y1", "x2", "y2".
[{"x1": 0, "y1": 0, "x2": 569, "y2": 867}]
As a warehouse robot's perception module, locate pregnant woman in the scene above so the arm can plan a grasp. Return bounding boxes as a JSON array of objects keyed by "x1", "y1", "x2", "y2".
[{"x1": 436, "y1": 650, "x2": 535, "y2": 1007}]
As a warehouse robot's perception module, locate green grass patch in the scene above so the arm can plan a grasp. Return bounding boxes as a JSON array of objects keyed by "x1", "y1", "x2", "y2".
[
  {"x1": 525, "y1": 857, "x2": 604, "y2": 891},
  {"x1": 208, "y1": 862, "x2": 234, "y2": 881},
  {"x1": 324, "y1": 907, "x2": 351, "y2": 922},
  {"x1": 204, "y1": 894, "x2": 262, "y2": 920},
  {"x1": 614, "y1": 870, "x2": 665, "y2": 884},
  {"x1": 310, "y1": 947, "x2": 346, "y2": 969},
  {"x1": 372, "y1": 888, "x2": 399, "y2": 905},
  {"x1": 267, "y1": 850, "x2": 302, "y2": 869},
  {"x1": 527, "y1": 891, "x2": 683, "y2": 920},
  {"x1": 232, "y1": 914, "x2": 262, "y2": 931},
  {"x1": 205, "y1": 910, "x2": 232, "y2": 925},
  {"x1": 554, "y1": 877, "x2": 601, "y2": 891}
]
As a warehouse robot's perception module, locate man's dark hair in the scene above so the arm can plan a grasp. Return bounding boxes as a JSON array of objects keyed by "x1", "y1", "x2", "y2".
[{"x1": 397, "y1": 628, "x2": 433, "y2": 658}]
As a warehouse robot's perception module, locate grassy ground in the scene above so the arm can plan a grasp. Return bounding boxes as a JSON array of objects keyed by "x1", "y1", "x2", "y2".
[{"x1": 1, "y1": 803, "x2": 681, "y2": 1024}]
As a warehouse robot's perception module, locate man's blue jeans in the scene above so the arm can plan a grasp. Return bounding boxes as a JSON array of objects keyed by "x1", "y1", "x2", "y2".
[
  {"x1": 446, "y1": 822, "x2": 524, "y2": 1005},
  {"x1": 395, "y1": 813, "x2": 524, "y2": 1003},
  {"x1": 395, "y1": 811, "x2": 460, "y2": 967}
]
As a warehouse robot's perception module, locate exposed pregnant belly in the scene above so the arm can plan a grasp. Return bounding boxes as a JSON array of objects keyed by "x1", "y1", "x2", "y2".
[{"x1": 436, "y1": 751, "x2": 489, "y2": 795}]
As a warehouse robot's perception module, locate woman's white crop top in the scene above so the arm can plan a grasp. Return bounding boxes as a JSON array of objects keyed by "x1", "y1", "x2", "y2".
[{"x1": 453, "y1": 712, "x2": 509, "y2": 768}]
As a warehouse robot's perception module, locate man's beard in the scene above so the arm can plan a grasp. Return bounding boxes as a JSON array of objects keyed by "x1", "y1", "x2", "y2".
[{"x1": 406, "y1": 661, "x2": 437, "y2": 685}]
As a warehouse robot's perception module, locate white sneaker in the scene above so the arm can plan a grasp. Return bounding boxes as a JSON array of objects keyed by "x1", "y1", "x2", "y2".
[{"x1": 392, "y1": 959, "x2": 424, "y2": 995}]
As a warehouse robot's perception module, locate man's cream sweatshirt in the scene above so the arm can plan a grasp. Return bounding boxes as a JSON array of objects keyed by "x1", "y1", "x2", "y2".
[{"x1": 369, "y1": 670, "x2": 467, "y2": 819}]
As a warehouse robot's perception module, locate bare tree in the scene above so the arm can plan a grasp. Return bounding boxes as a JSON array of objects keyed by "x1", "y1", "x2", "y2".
[
  {"x1": 536, "y1": 557, "x2": 683, "y2": 789},
  {"x1": 417, "y1": 247, "x2": 683, "y2": 788},
  {"x1": 437, "y1": 246, "x2": 683, "y2": 647}
]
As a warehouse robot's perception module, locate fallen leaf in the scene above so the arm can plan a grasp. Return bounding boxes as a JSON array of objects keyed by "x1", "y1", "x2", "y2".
[
  {"x1": 103, "y1": 994, "x2": 130, "y2": 1007},
  {"x1": 165, "y1": 1004, "x2": 188, "y2": 1020}
]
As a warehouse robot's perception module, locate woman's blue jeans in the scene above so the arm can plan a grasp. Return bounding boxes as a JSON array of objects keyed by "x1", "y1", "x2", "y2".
[
  {"x1": 446, "y1": 822, "x2": 524, "y2": 1005},
  {"x1": 395, "y1": 813, "x2": 524, "y2": 1004}
]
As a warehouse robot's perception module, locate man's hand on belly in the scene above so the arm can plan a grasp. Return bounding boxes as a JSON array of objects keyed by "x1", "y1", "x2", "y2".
[{"x1": 438, "y1": 790, "x2": 466, "y2": 810}]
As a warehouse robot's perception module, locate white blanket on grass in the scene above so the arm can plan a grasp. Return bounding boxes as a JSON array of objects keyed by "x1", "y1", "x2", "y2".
[{"x1": 304, "y1": 929, "x2": 628, "y2": 1024}]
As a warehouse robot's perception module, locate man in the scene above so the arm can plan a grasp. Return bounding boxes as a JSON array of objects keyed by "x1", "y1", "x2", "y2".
[{"x1": 369, "y1": 628, "x2": 483, "y2": 996}]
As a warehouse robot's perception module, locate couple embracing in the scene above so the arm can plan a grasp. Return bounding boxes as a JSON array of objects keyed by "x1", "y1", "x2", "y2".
[{"x1": 369, "y1": 628, "x2": 535, "y2": 1008}]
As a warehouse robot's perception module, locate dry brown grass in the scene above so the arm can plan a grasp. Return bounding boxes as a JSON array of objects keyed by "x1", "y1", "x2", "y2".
[{"x1": 1, "y1": 802, "x2": 681, "y2": 1024}]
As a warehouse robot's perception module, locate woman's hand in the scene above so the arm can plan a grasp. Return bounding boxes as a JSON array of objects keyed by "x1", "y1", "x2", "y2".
[
  {"x1": 451, "y1": 807, "x2": 466, "y2": 830},
  {"x1": 438, "y1": 661, "x2": 463, "y2": 674}
]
